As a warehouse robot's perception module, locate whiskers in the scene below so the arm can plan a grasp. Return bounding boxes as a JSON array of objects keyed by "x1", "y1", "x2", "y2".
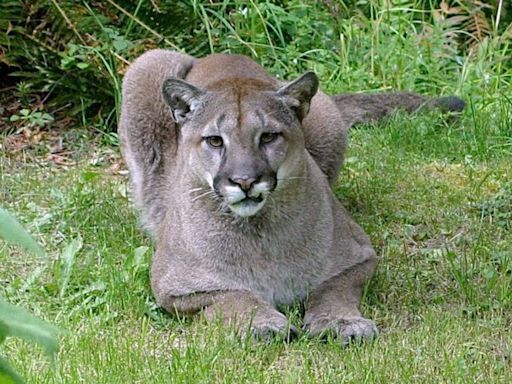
[
  {"x1": 188, "y1": 187, "x2": 218, "y2": 203},
  {"x1": 188, "y1": 186, "x2": 231, "y2": 216},
  {"x1": 187, "y1": 184, "x2": 295, "y2": 222}
]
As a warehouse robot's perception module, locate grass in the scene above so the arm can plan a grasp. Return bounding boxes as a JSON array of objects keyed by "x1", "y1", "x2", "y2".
[
  {"x1": 1, "y1": 104, "x2": 511, "y2": 382},
  {"x1": 1, "y1": 1, "x2": 512, "y2": 383}
]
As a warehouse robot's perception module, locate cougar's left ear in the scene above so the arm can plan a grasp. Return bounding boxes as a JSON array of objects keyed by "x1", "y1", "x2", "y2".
[
  {"x1": 162, "y1": 78, "x2": 206, "y2": 125},
  {"x1": 277, "y1": 72, "x2": 319, "y2": 121}
]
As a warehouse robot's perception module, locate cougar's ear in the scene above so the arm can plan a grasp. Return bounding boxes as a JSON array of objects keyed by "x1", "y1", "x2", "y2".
[
  {"x1": 162, "y1": 78, "x2": 206, "y2": 125},
  {"x1": 277, "y1": 72, "x2": 319, "y2": 120}
]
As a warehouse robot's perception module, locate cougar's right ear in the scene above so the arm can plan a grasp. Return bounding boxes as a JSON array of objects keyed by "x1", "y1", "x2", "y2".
[
  {"x1": 277, "y1": 72, "x2": 319, "y2": 121},
  {"x1": 162, "y1": 78, "x2": 206, "y2": 125}
]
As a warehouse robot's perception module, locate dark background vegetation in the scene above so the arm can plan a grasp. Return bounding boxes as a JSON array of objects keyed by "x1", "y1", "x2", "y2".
[{"x1": 1, "y1": 0, "x2": 511, "y2": 134}]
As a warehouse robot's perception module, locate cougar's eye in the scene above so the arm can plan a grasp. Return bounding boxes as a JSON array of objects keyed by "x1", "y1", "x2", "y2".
[
  {"x1": 260, "y1": 132, "x2": 280, "y2": 145},
  {"x1": 205, "y1": 136, "x2": 223, "y2": 148}
]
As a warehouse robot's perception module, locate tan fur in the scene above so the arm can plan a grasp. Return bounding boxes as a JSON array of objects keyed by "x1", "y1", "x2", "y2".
[{"x1": 119, "y1": 49, "x2": 464, "y2": 343}]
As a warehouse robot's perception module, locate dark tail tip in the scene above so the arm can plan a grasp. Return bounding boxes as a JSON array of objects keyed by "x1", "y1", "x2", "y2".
[{"x1": 434, "y1": 96, "x2": 465, "y2": 112}]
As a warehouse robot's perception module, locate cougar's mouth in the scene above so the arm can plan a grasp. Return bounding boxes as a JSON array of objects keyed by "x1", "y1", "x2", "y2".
[
  {"x1": 217, "y1": 179, "x2": 274, "y2": 217},
  {"x1": 241, "y1": 195, "x2": 264, "y2": 204},
  {"x1": 229, "y1": 194, "x2": 266, "y2": 217}
]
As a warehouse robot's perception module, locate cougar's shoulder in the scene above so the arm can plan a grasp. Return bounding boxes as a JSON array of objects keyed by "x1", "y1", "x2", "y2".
[{"x1": 119, "y1": 50, "x2": 196, "y2": 234}]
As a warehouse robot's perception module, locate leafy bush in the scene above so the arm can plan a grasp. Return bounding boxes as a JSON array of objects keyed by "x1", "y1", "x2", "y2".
[{"x1": 0, "y1": 207, "x2": 60, "y2": 384}]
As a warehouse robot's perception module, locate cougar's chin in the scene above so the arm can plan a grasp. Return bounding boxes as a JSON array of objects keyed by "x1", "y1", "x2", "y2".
[{"x1": 228, "y1": 195, "x2": 266, "y2": 217}]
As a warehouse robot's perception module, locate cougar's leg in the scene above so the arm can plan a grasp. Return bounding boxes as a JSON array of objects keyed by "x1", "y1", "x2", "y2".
[
  {"x1": 304, "y1": 215, "x2": 378, "y2": 345},
  {"x1": 156, "y1": 290, "x2": 297, "y2": 340},
  {"x1": 304, "y1": 258, "x2": 378, "y2": 345},
  {"x1": 151, "y1": 247, "x2": 298, "y2": 340}
]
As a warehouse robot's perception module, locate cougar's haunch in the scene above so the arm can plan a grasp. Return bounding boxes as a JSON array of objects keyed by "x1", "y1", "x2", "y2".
[{"x1": 119, "y1": 49, "x2": 464, "y2": 343}]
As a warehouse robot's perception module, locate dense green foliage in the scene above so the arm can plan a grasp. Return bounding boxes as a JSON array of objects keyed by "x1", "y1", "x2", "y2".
[{"x1": 1, "y1": 0, "x2": 511, "y2": 132}]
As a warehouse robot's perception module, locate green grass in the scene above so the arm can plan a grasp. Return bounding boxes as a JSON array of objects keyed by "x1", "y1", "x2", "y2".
[
  {"x1": 1, "y1": 1, "x2": 512, "y2": 382},
  {"x1": 1, "y1": 104, "x2": 511, "y2": 382}
]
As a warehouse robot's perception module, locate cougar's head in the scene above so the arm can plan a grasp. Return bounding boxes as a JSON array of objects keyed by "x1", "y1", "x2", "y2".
[{"x1": 162, "y1": 73, "x2": 318, "y2": 217}]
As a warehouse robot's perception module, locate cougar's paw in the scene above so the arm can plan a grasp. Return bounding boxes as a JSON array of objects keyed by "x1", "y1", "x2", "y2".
[
  {"x1": 249, "y1": 312, "x2": 299, "y2": 342},
  {"x1": 305, "y1": 316, "x2": 378, "y2": 346}
]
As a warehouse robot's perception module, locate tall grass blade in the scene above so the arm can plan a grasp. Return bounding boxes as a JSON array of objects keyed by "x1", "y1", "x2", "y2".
[{"x1": 59, "y1": 236, "x2": 83, "y2": 298}]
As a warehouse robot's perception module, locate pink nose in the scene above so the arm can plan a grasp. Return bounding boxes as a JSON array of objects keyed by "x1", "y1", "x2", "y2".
[{"x1": 230, "y1": 177, "x2": 257, "y2": 192}]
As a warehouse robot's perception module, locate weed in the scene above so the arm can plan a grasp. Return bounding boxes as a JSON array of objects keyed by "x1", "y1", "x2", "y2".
[{"x1": 9, "y1": 109, "x2": 54, "y2": 128}]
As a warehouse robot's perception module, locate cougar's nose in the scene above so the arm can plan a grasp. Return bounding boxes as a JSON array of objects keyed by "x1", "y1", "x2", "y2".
[{"x1": 229, "y1": 176, "x2": 257, "y2": 192}]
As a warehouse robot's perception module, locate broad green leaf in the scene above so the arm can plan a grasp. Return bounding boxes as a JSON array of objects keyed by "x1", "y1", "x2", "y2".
[
  {"x1": 0, "y1": 298, "x2": 60, "y2": 357},
  {"x1": 42, "y1": 113, "x2": 54, "y2": 121},
  {"x1": 0, "y1": 207, "x2": 44, "y2": 256},
  {"x1": 113, "y1": 38, "x2": 129, "y2": 52},
  {"x1": 0, "y1": 356, "x2": 24, "y2": 384}
]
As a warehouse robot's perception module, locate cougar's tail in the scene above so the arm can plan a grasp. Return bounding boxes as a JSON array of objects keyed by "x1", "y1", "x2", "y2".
[{"x1": 331, "y1": 91, "x2": 465, "y2": 126}]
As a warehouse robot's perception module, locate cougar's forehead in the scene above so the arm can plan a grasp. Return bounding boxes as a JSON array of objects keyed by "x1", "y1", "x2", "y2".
[{"x1": 200, "y1": 92, "x2": 296, "y2": 138}]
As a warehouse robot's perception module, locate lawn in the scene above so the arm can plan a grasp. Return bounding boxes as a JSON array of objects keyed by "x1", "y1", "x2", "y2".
[
  {"x1": 1, "y1": 1, "x2": 512, "y2": 383},
  {"x1": 2, "y1": 102, "x2": 511, "y2": 382}
]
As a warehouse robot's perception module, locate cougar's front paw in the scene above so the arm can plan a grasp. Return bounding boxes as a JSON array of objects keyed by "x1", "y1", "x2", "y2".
[
  {"x1": 205, "y1": 303, "x2": 298, "y2": 342},
  {"x1": 249, "y1": 311, "x2": 299, "y2": 342},
  {"x1": 305, "y1": 316, "x2": 378, "y2": 346}
]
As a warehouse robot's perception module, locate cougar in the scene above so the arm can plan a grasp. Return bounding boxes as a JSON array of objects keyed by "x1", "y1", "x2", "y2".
[{"x1": 119, "y1": 50, "x2": 464, "y2": 344}]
